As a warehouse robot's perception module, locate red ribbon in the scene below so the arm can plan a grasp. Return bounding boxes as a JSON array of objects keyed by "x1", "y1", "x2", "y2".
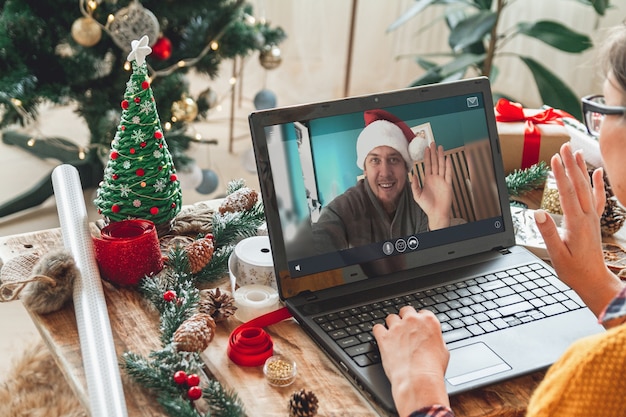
[
  {"x1": 227, "y1": 306, "x2": 293, "y2": 367},
  {"x1": 495, "y1": 98, "x2": 573, "y2": 170},
  {"x1": 93, "y1": 219, "x2": 163, "y2": 286}
]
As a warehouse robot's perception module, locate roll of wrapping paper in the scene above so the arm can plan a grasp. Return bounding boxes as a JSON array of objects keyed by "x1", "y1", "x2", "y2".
[
  {"x1": 51, "y1": 164, "x2": 128, "y2": 417},
  {"x1": 93, "y1": 219, "x2": 163, "y2": 286}
]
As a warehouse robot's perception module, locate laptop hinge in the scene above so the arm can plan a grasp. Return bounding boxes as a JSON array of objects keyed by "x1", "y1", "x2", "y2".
[{"x1": 494, "y1": 246, "x2": 512, "y2": 255}]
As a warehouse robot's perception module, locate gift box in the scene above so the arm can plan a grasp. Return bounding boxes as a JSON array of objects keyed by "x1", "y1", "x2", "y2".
[{"x1": 495, "y1": 99, "x2": 572, "y2": 174}]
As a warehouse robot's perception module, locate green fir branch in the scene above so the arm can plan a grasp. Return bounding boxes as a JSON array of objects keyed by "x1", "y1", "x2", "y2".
[
  {"x1": 226, "y1": 178, "x2": 247, "y2": 194},
  {"x1": 212, "y1": 203, "x2": 266, "y2": 247},
  {"x1": 194, "y1": 245, "x2": 234, "y2": 284},
  {"x1": 505, "y1": 161, "x2": 549, "y2": 197},
  {"x1": 204, "y1": 379, "x2": 246, "y2": 417}
]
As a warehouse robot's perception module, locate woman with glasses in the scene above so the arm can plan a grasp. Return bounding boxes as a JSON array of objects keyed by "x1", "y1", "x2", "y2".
[{"x1": 373, "y1": 24, "x2": 626, "y2": 417}]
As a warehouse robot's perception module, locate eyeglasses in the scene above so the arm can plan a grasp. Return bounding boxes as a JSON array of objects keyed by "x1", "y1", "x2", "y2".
[{"x1": 581, "y1": 95, "x2": 626, "y2": 137}]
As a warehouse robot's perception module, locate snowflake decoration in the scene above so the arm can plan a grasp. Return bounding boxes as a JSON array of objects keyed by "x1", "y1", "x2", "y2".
[
  {"x1": 133, "y1": 199, "x2": 142, "y2": 208},
  {"x1": 131, "y1": 129, "x2": 147, "y2": 143},
  {"x1": 123, "y1": 160, "x2": 131, "y2": 169},
  {"x1": 132, "y1": 115, "x2": 141, "y2": 124},
  {"x1": 153, "y1": 178, "x2": 166, "y2": 192},
  {"x1": 153, "y1": 150, "x2": 163, "y2": 159},
  {"x1": 126, "y1": 80, "x2": 138, "y2": 95},
  {"x1": 120, "y1": 184, "x2": 131, "y2": 197},
  {"x1": 139, "y1": 101, "x2": 152, "y2": 115}
]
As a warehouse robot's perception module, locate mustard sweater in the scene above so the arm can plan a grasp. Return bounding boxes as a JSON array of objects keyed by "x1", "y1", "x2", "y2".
[{"x1": 526, "y1": 322, "x2": 626, "y2": 416}]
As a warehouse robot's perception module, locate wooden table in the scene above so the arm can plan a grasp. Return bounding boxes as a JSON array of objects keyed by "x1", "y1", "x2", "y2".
[{"x1": 0, "y1": 225, "x2": 558, "y2": 417}]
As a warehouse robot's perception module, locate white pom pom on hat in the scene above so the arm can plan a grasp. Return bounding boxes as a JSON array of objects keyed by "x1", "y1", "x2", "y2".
[{"x1": 356, "y1": 109, "x2": 415, "y2": 169}]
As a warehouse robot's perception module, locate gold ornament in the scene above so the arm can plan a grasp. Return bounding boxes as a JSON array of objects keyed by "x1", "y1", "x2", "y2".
[
  {"x1": 259, "y1": 45, "x2": 282, "y2": 70},
  {"x1": 71, "y1": 17, "x2": 102, "y2": 47},
  {"x1": 171, "y1": 95, "x2": 199, "y2": 122}
]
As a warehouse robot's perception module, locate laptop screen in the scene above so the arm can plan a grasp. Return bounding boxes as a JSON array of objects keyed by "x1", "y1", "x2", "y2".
[{"x1": 250, "y1": 77, "x2": 515, "y2": 299}]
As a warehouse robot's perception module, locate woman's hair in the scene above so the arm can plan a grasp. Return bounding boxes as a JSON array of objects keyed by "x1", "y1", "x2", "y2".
[{"x1": 600, "y1": 24, "x2": 626, "y2": 101}]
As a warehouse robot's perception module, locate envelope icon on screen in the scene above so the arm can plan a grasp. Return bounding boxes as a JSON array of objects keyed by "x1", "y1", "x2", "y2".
[{"x1": 466, "y1": 96, "x2": 479, "y2": 107}]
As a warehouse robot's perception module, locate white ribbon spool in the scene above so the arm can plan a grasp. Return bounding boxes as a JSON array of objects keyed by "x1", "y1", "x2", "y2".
[
  {"x1": 229, "y1": 236, "x2": 276, "y2": 290},
  {"x1": 233, "y1": 284, "x2": 280, "y2": 322}
]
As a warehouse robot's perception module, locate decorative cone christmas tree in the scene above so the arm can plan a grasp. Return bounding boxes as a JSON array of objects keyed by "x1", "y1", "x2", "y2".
[{"x1": 94, "y1": 36, "x2": 182, "y2": 233}]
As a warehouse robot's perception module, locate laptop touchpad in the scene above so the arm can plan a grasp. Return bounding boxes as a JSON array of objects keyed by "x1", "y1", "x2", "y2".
[{"x1": 445, "y1": 342, "x2": 511, "y2": 386}]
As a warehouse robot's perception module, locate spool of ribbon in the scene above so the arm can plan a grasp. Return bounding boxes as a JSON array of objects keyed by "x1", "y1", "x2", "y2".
[
  {"x1": 227, "y1": 306, "x2": 293, "y2": 367},
  {"x1": 230, "y1": 236, "x2": 277, "y2": 290},
  {"x1": 93, "y1": 219, "x2": 163, "y2": 286},
  {"x1": 234, "y1": 284, "x2": 280, "y2": 322},
  {"x1": 495, "y1": 98, "x2": 573, "y2": 170}
]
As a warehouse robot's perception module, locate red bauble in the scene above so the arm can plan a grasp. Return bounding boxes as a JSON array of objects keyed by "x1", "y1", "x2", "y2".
[
  {"x1": 136, "y1": 168, "x2": 145, "y2": 177},
  {"x1": 173, "y1": 370, "x2": 187, "y2": 385},
  {"x1": 111, "y1": 204, "x2": 121, "y2": 213},
  {"x1": 121, "y1": 99, "x2": 129, "y2": 109},
  {"x1": 150, "y1": 206, "x2": 159, "y2": 215},
  {"x1": 186, "y1": 374, "x2": 200, "y2": 387},
  {"x1": 134, "y1": 97, "x2": 141, "y2": 103},
  {"x1": 152, "y1": 36, "x2": 172, "y2": 60},
  {"x1": 163, "y1": 290, "x2": 177, "y2": 302},
  {"x1": 111, "y1": 151, "x2": 119, "y2": 160},
  {"x1": 142, "y1": 80, "x2": 150, "y2": 90},
  {"x1": 170, "y1": 174, "x2": 177, "y2": 182},
  {"x1": 187, "y1": 386, "x2": 202, "y2": 401},
  {"x1": 154, "y1": 131, "x2": 163, "y2": 139}
]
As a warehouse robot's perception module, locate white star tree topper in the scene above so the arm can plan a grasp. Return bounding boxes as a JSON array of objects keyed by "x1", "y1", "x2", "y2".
[{"x1": 126, "y1": 35, "x2": 152, "y2": 66}]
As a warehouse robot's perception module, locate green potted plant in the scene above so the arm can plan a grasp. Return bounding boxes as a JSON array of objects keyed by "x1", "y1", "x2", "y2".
[{"x1": 387, "y1": 0, "x2": 611, "y2": 120}]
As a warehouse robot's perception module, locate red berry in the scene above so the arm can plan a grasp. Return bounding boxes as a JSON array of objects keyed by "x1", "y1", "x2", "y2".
[
  {"x1": 205, "y1": 233, "x2": 214, "y2": 242},
  {"x1": 140, "y1": 142, "x2": 147, "y2": 148},
  {"x1": 173, "y1": 370, "x2": 187, "y2": 385},
  {"x1": 134, "y1": 97, "x2": 141, "y2": 103},
  {"x1": 130, "y1": 148, "x2": 135, "y2": 154},
  {"x1": 186, "y1": 374, "x2": 200, "y2": 387},
  {"x1": 111, "y1": 204, "x2": 120, "y2": 213},
  {"x1": 163, "y1": 290, "x2": 177, "y2": 302},
  {"x1": 136, "y1": 168, "x2": 145, "y2": 177},
  {"x1": 187, "y1": 386, "x2": 202, "y2": 401},
  {"x1": 170, "y1": 174, "x2": 177, "y2": 182}
]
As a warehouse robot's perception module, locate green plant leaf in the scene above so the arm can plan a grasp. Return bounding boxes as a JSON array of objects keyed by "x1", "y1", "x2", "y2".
[
  {"x1": 410, "y1": 69, "x2": 447, "y2": 87},
  {"x1": 519, "y1": 56, "x2": 583, "y2": 120},
  {"x1": 573, "y1": 0, "x2": 611, "y2": 16},
  {"x1": 517, "y1": 20, "x2": 593, "y2": 53},
  {"x1": 471, "y1": 0, "x2": 493, "y2": 10},
  {"x1": 448, "y1": 11, "x2": 497, "y2": 52},
  {"x1": 386, "y1": 0, "x2": 442, "y2": 32}
]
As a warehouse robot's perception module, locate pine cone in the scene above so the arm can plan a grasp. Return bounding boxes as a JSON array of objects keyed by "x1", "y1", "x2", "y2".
[
  {"x1": 173, "y1": 313, "x2": 216, "y2": 352},
  {"x1": 601, "y1": 198, "x2": 626, "y2": 236},
  {"x1": 197, "y1": 288, "x2": 237, "y2": 322},
  {"x1": 288, "y1": 389, "x2": 319, "y2": 417},
  {"x1": 185, "y1": 236, "x2": 214, "y2": 273},
  {"x1": 218, "y1": 187, "x2": 258, "y2": 214},
  {"x1": 593, "y1": 169, "x2": 626, "y2": 236}
]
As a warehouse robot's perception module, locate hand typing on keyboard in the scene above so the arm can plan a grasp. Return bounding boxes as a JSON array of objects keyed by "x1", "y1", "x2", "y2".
[{"x1": 372, "y1": 306, "x2": 450, "y2": 417}]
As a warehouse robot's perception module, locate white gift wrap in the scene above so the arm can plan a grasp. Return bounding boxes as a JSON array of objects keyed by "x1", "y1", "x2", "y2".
[{"x1": 51, "y1": 164, "x2": 128, "y2": 417}]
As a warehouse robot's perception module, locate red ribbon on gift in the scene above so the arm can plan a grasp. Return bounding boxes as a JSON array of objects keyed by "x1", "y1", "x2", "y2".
[
  {"x1": 227, "y1": 306, "x2": 293, "y2": 367},
  {"x1": 495, "y1": 98, "x2": 573, "y2": 170}
]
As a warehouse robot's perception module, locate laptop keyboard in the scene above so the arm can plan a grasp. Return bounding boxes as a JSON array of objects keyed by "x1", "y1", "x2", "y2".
[{"x1": 313, "y1": 263, "x2": 584, "y2": 367}]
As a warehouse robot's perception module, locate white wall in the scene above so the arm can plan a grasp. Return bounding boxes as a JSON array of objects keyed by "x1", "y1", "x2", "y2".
[{"x1": 230, "y1": 0, "x2": 626, "y2": 109}]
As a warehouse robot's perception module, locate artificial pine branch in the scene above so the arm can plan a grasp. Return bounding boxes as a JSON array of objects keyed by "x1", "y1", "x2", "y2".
[
  {"x1": 194, "y1": 245, "x2": 234, "y2": 284},
  {"x1": 505, "y1": 161, "x2": 549, "y2": 197},
  {"x1": 204, "y1": 379, "x2": 246, "y2": 417},
  {"x1": 212, "y1": 203, "x2": 266, "y2": 246},
  {"x1": 160, "y1": 281, "x2": 200, "y2": 344},
  {"x1": 226, "y1": 179, "x2": 247, "y2": 195}
]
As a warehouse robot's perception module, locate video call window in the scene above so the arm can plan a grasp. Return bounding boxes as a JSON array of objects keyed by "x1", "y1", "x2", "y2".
[{"x1": 262, "y1": 94, "x2": 503, "y2": 277}]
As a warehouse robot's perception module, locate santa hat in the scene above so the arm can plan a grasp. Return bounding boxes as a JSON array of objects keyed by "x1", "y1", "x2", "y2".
[{"x1": 356, "y1": 109, "x2": 415, "y2": 169}]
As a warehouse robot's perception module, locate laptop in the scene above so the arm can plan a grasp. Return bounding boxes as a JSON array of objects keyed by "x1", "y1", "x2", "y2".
[{"x1": 248, "y1": 77, "x2": 604, "y2": 415}]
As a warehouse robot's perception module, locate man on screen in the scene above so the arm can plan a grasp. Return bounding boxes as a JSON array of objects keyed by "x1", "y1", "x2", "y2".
[{"x1": 312, "y1": 109, "x2": 455, "y2": 251}]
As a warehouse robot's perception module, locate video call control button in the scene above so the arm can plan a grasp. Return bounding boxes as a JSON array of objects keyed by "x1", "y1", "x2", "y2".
[
  {"x1": 407, "y1": 236, "x2": 419, "y2": 250},
  {"x1": 382, "y1": 242, "x2": 394, "y2": 256},
  {"x1": 395, "y1": 239, "x2": 407, "y2": 253}
]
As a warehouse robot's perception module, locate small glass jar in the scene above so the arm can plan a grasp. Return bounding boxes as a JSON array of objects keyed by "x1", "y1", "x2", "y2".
[
  {"x1": 263, "y1": 355, "x2": 297, "y2": 387},
  {"x1": 540, "y1": 171, "x2": 562, "y2": 215}
]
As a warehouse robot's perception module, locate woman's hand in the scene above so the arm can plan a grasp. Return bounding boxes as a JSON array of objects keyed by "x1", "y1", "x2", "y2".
[
  {"x1": 410, "y1": 142, "x2": 453, "y2": 230},
  {"x1": 373, "y1": 306, "x2": 450, "y2": 416},
  {"x1": 533, "y1": 143, "x2": 623, "y2": 317}
]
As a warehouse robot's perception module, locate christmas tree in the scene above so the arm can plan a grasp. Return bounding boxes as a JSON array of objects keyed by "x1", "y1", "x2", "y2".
[
  {"x1": 94, "y1": 36, "x2": 182, "y2": 231},
  {"x1": 0, "y1": 0, "x2": 286, "y2": 216}
]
